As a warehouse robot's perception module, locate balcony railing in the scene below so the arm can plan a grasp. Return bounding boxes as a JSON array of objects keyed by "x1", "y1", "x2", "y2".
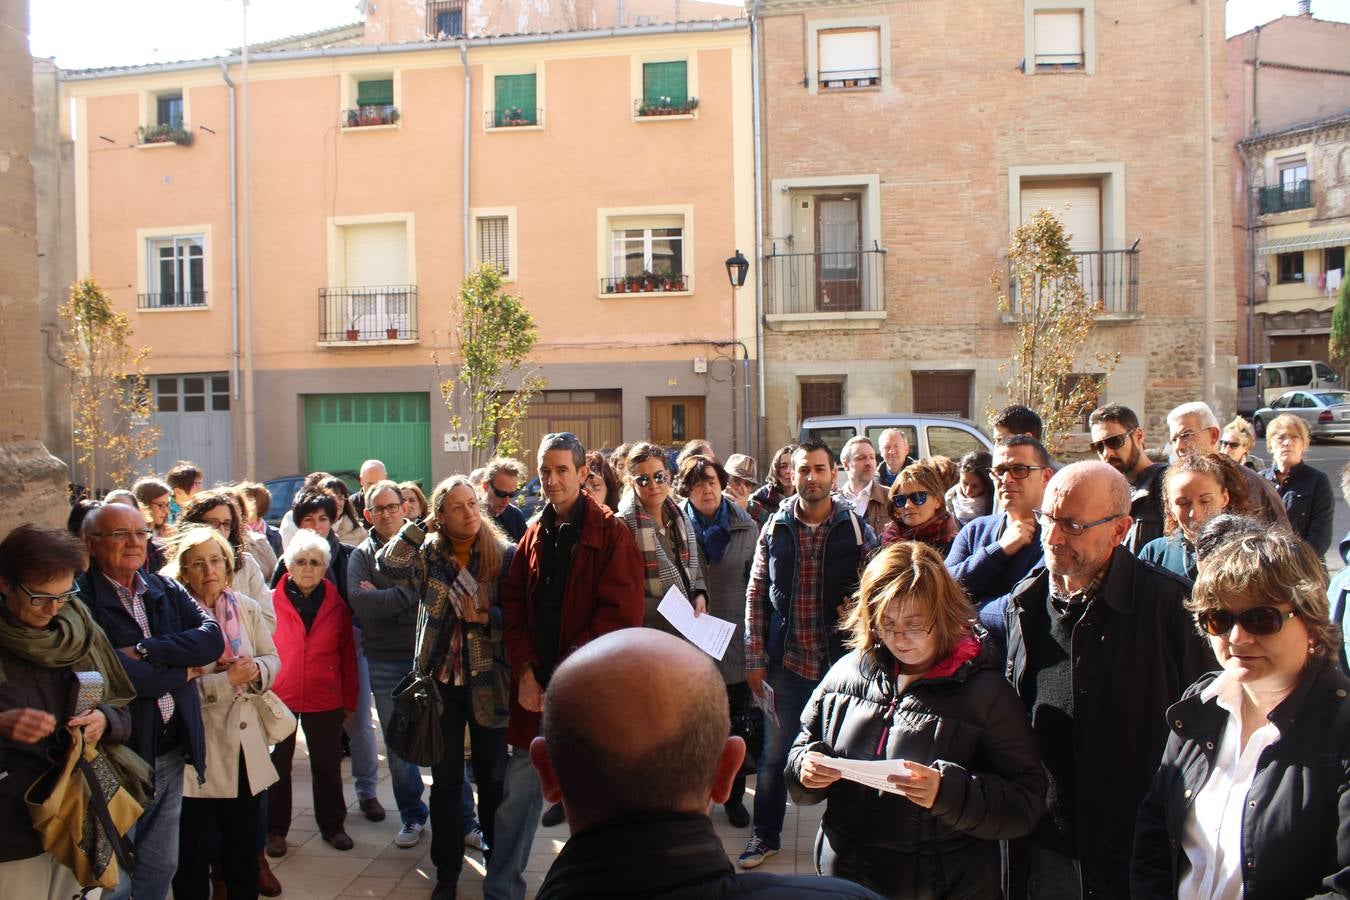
[
  {"x1": 342, "y1": 105, "x2": 399, "y2": 128},
  {"x1": 426, "y1": 0, "x2": 464, "y2": 38},
  {"x1": 319, "y1": 285, "x2": 419, "y2": 342},
  {"x1": 635, "y1": 97, "x2": 698, "y2": 117},
  {"x1": 1006, "y1": 245, "x2": 1140, "y2": 316},
  {"x1": 486, "y1": 108, "x2": 542, "y2": 128},
  {"x1": 1259, "y1": 179, "x2": 1313, "y2": 215},
  {"x1": 817, "y1": 68, "x2": 881, "y2": 89},
  {"x1": 601, "y1": 272, "x2": 691, "y2": 294},
  {"x1": 138, "y1": 291, "x2": 206, "y2": 309},
  {"x1": 764, "y1": 247, "x2": 886, "y2": 315}
]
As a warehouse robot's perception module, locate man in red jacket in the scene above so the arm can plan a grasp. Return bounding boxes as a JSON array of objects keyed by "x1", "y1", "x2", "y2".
[{"x1": 478, "y1": 431, "x2": 644, "y2": 900}]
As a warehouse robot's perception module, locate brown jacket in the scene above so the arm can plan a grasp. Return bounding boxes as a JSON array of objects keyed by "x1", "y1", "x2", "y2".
[{"x1": 501, "y1": 490, "x2": 644, "y2": 748}]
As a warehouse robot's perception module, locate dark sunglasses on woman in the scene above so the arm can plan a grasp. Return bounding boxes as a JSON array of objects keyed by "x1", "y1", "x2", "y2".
[
  {"x1": 891, "y1": 491, "x2": 929, "y2": 508},
  {"x1": 1197, "y1": 606, "x2": 1297, "y2": 637}
]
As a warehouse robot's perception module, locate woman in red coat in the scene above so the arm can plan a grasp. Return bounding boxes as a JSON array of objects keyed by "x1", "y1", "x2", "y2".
[{"x1": 266, "y1": 529, "x2": 358, "y2": 854}]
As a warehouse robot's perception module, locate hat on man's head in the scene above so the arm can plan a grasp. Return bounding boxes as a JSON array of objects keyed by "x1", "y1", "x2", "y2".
[{"x1": 724, "y1": 454, "x2": 757, "y2": 483}]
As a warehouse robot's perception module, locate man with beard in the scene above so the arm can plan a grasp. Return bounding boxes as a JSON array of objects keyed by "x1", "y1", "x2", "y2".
[
  {"x1": 1088, "y1": 405, "x2": 1166, "y2": 554},
  {"x1": 1003, "y1": 462, "x2": 1214, "y2": 899}
]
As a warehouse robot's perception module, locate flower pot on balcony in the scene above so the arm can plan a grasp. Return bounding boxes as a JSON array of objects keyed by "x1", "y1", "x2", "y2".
[
  {"x1": 345, "y1": 328, "x2": 360, "y2": 341},
  {"x1": 386, "y1": 327, "x2": 399, "y2": 340}
]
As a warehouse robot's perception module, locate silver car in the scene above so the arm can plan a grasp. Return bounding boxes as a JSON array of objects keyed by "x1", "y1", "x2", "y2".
[{"x1": 1253, "y1": 390, "x2": 1350, "y2": 440}]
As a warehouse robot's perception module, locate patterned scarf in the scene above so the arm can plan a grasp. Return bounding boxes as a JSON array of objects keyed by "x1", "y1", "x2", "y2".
[
  {"x1": 686, "y1": 498, "x2": 732, "y2": 564},
  {"x1": 193, "y1": 589, "x2": 252, "y2": 695},
  {"x1": 881, "y1": 512, "x2": 959, "y2": 551},
  {"x1": 621, "y1": 494, "x2": 694, "y2": 600}
]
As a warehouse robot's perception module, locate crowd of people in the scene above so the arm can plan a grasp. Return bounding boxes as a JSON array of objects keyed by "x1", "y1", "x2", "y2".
[{"x1": 0, "y1": 396, "x2": 1347, "y2": 899}]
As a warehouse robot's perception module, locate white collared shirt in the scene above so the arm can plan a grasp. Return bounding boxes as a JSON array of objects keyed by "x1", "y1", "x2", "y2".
[
  {"x1": 1179, "y1": 668, "x2": 1283, "y2": 900},
  {"x1": 843, "y1": 480, "x2": 873, "y2": 514}
]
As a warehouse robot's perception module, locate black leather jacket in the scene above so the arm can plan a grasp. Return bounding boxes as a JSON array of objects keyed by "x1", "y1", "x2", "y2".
[
  {"x1": 1131, "y1": 660, "x2": 1350, "y2": 899},
  {"x1": 1262, "y1": 461, "x2": 1336, "y2": 558},
  {"x1": 787, "y1": 635, "x2": 1046, "y2": 899}
]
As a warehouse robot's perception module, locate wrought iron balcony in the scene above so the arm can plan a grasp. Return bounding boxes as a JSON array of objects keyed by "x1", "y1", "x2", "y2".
[
  {"x1": 1006, "y1": 245, "x2": 1140, "y2": 316},
  {"x1": 342, "y1": 105, "x2": 399, "y2": 128},
  {"x1": 635, "y1": 97, "x2": 698, "y2": 117},
  {"x1": 319, "y1": 285, "x2": 419, "y2": 343},
  {"x1": 601, "y1": 272, "x2": 691, "y2": 294},
  {"x1": 1259, "y1": 180, "x2": 1313, "y2": 215},
  {"x1": 486, "y1": 107, "x2": 542, "y2": 128},
  {"x1": 764, "y1": 247, "x2": 886, "y2": 315},
  {"x1": 817, "y1": 67, "x2": 881, "y2": 89},
  {"x1": 138, "y1": 291, "x2": 206, "y2": 309}
]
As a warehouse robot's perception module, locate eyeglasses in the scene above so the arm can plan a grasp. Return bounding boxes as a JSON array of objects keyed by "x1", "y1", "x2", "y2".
[
  {"x1": 290, "y1": 558, "x2": 326, "y2": 568},
  {"x1": 199, "y1": 518, "x2": 232, "y2": 534},
  {"x1": 1197, "y1": 606, "x2": 1297, "y2": 637},
  {"x1": 182, "y1": 556, "x2": 226, "y2": 573},
  {"x1": 986, "y1": 464, "x2": 1048, "y2": 481},
  {"x1": 1218, "y1": 440, "x2": 1243, "y2": 450},
  {"x1": 90, "y1": 528, "x2": 152, "y2": 541},
  {"x1": 18, "y1": 583, "x2": 80, "y2": 607},
  {"x1": 634, "y1": 472, "x2": 670, "y2": 488},
  {"x1": 149, "y1": 500, "x2": 171, "y2": 511},
  {"x1": 489, "y1": 486, "x2": 519, "y2": 500},
  {"x1": 1033, "y1": 509, "x2": 1123, "y2": 536},
  {"x1": 1170, "y1": 430, "x2": 1199, "y2": 445},
  {"x1": 891, "y1": 491, "x2": 930, "y2": 508},
  {"x1": 877, "y1": 619, "x2": 935, "y2": 640},
  {"x1": 1089, "y1": 430, "x2": 1134, "y2": 455},
  {"x1": 369, "y1": 502, "x2": 403, "y2": 515}
]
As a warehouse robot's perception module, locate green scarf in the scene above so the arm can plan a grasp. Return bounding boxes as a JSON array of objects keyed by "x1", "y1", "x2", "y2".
[{"x1": 0, "y1": 598, "x2": 151, "y2": 803}]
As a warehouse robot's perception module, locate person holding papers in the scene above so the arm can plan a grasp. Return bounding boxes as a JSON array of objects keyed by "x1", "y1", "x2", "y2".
[
  {"x1": 618, "y1": 442, "x2": 708, "y2": 635},
  {"x1": 786, "y1": 541, "x2": 1046, "y2": 899},
  {"x1": 376, "y1": 475, "x2": 514, "y2": 896},
  {"x1": 675, "y1": 453, "x2": 759, "y2": 828}
]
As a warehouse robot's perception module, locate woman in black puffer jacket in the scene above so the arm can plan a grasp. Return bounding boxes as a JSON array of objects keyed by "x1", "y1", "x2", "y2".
[{"x1": 787, "y1": 541, "x2": 1046, "y2": 899}]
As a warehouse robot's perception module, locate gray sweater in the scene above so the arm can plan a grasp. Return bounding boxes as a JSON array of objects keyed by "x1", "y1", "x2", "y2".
[{"x1": 347, "y1": 531, "x2": 420, "y2": 661}]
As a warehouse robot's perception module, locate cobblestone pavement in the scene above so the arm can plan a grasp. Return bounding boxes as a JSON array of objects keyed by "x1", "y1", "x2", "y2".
[{"x1": 266, "y1": 721, "x2": 822, "y2": 898}]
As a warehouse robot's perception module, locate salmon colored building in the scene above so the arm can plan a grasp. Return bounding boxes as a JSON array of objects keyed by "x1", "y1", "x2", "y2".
[{"x1": 60, "y1": 9, "x2": 755, "y2": 489}]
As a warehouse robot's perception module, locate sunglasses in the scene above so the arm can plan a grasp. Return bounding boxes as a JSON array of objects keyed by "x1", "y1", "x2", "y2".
[
  {"x1": 634, "y1": 471, "x2": 670, "y2": 488},
  {"x1": 1089, "y1": 430, "x2": 1134, "y2": 455},
  {"x1": 489, "y1": 486, "x2": 519, "y2": 499},
  {"x1": 1218, "y1": 439, "x2": 1244, "y2": 450},
  {"x1": 891, "y1": 491, "x2": 930, "y2": 508},
  {"x1": 1197, "y1": 606, "x2": 1297, "y2": 637}
]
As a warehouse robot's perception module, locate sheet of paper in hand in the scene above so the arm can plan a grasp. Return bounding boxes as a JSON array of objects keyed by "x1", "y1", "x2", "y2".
[
  {"x1": 809, "y1": 752, "x2": 912, "y2": 795},
  {"x1": 446, "y1": 566, "x2": 480, "y2": 618},
  {"x1": 657, "y1": 584, "x2": 737, "y2": 660}
]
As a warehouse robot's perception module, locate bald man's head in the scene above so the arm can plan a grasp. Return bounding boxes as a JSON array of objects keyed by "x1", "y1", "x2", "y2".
[{"x1": 535, "y1": 630, "x2": 732, "y2": 829}]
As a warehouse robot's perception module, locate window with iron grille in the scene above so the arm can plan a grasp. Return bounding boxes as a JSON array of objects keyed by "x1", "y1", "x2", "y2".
[
  {"x1": 801, "y1": 380, "x2": 844, "y2": 421},
  {"x1": 478, "y1": 216, "x2": 511, "y2": 277},
  {"x1": 493, "y1": 73, "x2": 537, "y2": 126},
  {"x1": 817, "y1": 29, "x2": 881, "y2": 89},
  {"x1": 146, "y1": 235, "x2": 205, "y2": 307}
]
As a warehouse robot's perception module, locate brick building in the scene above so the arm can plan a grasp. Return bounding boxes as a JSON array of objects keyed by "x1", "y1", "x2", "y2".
[{"x1": 754, "y1": 0, "x2": 1236, "y2": 444}]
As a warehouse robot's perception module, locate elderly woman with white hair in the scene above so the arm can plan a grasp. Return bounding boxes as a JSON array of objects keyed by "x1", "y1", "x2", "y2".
[{"x1": 266, "y1": 529, "x2": 357, "y2": 855}]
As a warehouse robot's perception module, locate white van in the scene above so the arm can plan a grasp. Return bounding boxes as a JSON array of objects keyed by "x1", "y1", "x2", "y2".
[
  {"x1": 1237, "y1": 360, "x2": 1340, "y2": 416},
  {"x1": 798, "y1": 413, "x2": 994, "y2": 463}
]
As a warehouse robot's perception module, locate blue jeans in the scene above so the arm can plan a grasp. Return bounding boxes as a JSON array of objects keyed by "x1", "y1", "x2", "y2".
[
  {"x1": 462, "y1": 773, "x2": 479, "y2": 830},
  {"x1": 366, "y1": 657, "x2": 430, "y2": 826},
  {"x1": 482, "y1": 749, "x2": 543, "y2": 900},
  {"x1": 343, "y1": 631, "x2": 380, "y2": 800},
  {"x1": 108, "y1": 748, "x2": 184, "y2": 900},
  {"x1": 751, "y1": 664, "x2": 818, "y2": 847}
]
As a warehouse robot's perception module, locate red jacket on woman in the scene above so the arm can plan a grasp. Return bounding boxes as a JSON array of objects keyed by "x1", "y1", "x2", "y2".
[{"x1": 271, "y1": 575, "x2": 358, "y2": 714}]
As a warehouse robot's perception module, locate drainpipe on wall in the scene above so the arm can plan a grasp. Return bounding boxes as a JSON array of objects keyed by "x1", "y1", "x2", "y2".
[
  {"x1": 240, "y1": 0, "x2": 257, "y2": 478},
  {"x1": 460, "y1": 41, "x2": 471, "y2": 275},
  {"x1": 220, "y1": 63, "x2": 240, "y2": 410},
  {"x1": 750, "y1": 0, "x2": 766, "y2": 460},
  {"x1": 1248, "y1": 26, "x2": 1261, "y2": 363},
  {"x1": 1201, "y1": 0, "x2": 1216, "y2": 411}
]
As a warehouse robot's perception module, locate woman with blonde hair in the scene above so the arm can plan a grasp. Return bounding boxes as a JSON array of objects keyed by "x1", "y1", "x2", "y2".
[
  {"x1": 879, "y1": 462, "x2": 959, "y2": 557},
  {"x1": 1261, "y1": 413, "x2": 1335, "y2": 559},
  {"x1": 1219, "y1": 415, "x2": 1261, "y2": 470},
  {"x1": 376, "y1": 475, "x2": 513, "y2": 899},
  {"x1": 787, "y1": 541, "x2": 1046, "y2": 898}
]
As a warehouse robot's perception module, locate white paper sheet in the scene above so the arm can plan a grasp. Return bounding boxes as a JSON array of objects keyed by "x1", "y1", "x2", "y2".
[
  {"x1": 657, "y1": 584, "x2": 737, "y2": 661},
  {"x1": 807, "y1": 751, "x2": 912, "y2": 795}
]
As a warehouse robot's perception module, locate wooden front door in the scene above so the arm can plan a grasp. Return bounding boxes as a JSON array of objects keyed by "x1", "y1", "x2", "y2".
[
  {"x1": 649, "y1": 396, "x2": 706, "y2": 445},
  {"x1": 815, "y1": 195, "x2": 861, "y2": 311}
]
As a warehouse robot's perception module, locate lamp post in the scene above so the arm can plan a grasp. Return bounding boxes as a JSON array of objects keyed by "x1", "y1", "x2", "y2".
[{"x1": 725, "y1": 250, "x2": 751, "y2": 455}]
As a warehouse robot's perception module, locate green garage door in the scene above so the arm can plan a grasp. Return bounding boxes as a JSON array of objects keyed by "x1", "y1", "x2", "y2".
[{"x1": 304, "y1": 393, "x2": 431, "y2": 490}]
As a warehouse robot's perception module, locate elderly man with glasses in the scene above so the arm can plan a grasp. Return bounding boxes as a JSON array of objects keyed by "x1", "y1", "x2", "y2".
[
  {"x1": 1088, "y1": 404, "x2": 1168, "y2": 555},
  {"x1": 483, "y1": 431, "x2": 644, "y2": 900},
  {"x1": 946, "y1": 435, "x2": 1054, "y2": 648},
  {"x1": 1002, "y1": 461, "x2": 1215, "y2": 900},
  {"x1": 76, "y1": 502, "x2": 224, "y2": 900},
  {"x1": 1166, "y1": 401, "x2": 1290, "y2": 530}
]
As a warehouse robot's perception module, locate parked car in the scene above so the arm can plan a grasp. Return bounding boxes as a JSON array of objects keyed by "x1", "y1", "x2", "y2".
[
  {"x1": 260, "y1": 471, "x2": 360, "y2": 526},
  {"x1": 1252, "y1": 389, "x2": 1350, "y2": 440},
  {"x1": 799, "y1": 413, "x2": 994, "y2": 463},
  {"x1": 1237, "y1": 360, "x2": 1340, "y2": 416}
]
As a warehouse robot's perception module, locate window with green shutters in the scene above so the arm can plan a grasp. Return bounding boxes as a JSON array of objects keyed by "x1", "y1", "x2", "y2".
[
  {"x1": 639, "y1": 61, "x2": 694, "y2": 115},
  {"x1": 493, "y1": 74, "x2": 538, "y2": 126},
  {"x1": 357, "y1": 78, "x2": 394, "y2": 107}
]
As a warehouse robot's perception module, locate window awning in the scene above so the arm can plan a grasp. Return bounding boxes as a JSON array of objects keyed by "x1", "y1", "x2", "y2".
[{"x1": 1257, "y1": 229, "x2": 1350, "y2": 255}]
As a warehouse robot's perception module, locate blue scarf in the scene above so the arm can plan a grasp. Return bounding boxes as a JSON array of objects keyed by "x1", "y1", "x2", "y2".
[{"x1": 687, "y1": 498, "x2": 732, "y2": 564}]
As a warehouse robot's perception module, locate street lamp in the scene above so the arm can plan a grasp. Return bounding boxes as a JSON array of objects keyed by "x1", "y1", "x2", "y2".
[{"x1": 725, "y1": 249, "x2": 749, "y2": 288}]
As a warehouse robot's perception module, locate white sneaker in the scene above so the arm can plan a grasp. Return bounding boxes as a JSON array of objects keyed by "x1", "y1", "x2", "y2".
[
  {"x1": 463, "y1": 826, "x2": 489, "y2": 852},
  {"x1": 394, "y1": 822, "x2": 425, "y2": 849}
]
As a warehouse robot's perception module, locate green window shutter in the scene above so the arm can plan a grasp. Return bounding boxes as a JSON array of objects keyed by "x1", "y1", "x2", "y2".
[
  {"x1": 642, "y1": 61, "x2": 687, "y2": 102},
  {"x1": 494, "y1": 74, "x2": 537, "y2": 113},
  {"x1": 357, "y1": 79, "x2": 394, "y2": 106}
]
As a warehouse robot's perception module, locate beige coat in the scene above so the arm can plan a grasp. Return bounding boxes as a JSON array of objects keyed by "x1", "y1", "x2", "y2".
[{"x1": 183, "y1": 592, "x2": 281, "y2": 799}]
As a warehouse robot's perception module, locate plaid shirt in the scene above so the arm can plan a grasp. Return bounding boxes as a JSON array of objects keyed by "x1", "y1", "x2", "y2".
[
  {"x1": 106, "y1": 571, "x2": 175, "y2": 724},
  {"x1": 745, "y1": 498, "x2": 842, "y2": 681}
]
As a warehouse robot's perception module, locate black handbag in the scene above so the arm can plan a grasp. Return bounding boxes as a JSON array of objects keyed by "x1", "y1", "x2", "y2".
[{"x1": 385, "y1": 613, "x2": 455, "y2": 767}]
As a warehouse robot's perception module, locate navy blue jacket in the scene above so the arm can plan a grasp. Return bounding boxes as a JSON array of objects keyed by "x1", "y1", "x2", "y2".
[
  {"x1": 945, "y1": 512, "x2": 1044, "y2": 646},
  {"x1": 77, "y1": 564, "x2": 224, "y2": 782},
  {"x1": 1262, "y1": 461, "x2": 1336, "y2": 559},
  {"x1": 495, "y1": 503, "x2": 528, "y2": 543}
]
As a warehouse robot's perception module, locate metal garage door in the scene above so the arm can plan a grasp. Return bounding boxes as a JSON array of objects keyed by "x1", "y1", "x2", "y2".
[
  {"x1": 151, "y1": 374, "x2": 233, "y2": 483},
  {"x1": 304, "y1": 393, "x2": 431, "y2": 490}
]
